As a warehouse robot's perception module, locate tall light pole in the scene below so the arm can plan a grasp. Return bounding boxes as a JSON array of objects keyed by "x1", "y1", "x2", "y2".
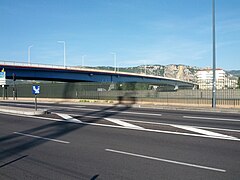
[
  {"x1": 58, "y1": 41, "x2": 66, "y2": 67},
  {"x1": 212, "y1": 0, "x2": 216, "y2": 108},
  {"x1": 28, "y1": 45, "x2": 33, "y2": 64},
  {"x1": 81, "y1": 55, "x2": 86, "y2": 67},
  {"x1": 111, "y1": 52, "x2": 117, "y2": 72},
  {"x1": 144, "y1": 60, "x2": 147, "y2": 74}
]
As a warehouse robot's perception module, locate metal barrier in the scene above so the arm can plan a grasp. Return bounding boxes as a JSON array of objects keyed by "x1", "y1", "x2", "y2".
[{"x1": 0, "y1": 82, "x2": 239, "y2": 108}]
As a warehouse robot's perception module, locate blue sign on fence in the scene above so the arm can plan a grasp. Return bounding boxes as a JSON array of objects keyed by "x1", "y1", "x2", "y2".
[
  {"x1": 0, "y1": 72, "x2": 5, "y2": 78},
  {"x1": 32, "y1": 85, "x2": 40, "y2": 95},
  {"x1": 0, "y1": 71, "x2": 6, "y2": 85}
]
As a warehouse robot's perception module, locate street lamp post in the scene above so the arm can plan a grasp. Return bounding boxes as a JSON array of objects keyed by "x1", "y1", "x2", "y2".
[
  {"x1": 28, "y1": 45, "x2": 33, "y2": 64},
  {"x1": 81, "y1": 55, "x2": 86, "y2": 67},
  {"x1": 58, "y1": 41, "x2": 66, "y2": 67},
  {"x1": 144, "y1": 60, "x2": 147, "y2": 75},
  {"x1": 212, "y1": 0, "x2": 216, "y2": 108},
  {"x1": 111, "y1": 52, "x2": 117, "y2": 72}
]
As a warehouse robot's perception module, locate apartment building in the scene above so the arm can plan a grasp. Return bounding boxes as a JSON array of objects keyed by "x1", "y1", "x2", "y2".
[{"x1": 196, "y1": 69, "x2": 238, "y2": 89}]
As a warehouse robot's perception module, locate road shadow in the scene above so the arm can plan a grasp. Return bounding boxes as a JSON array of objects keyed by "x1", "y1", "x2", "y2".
[
  {"x1": 0, "y1": 94, "x2": 136, "y2": 162},
  {"x1": 0, "y1": 92, "x2": 140, "y2": 178},
  {"x1": 0, "y1": 96, "x2": 136, "y2": 178},
  {"x1": 0, "y1": 121, "x2": 88, "y2": 178},
  {"x1": 0, "y1": 121, "x2": 81, "y2": 162},
  {"x1": 91, "y1": 174, "x2": 99, "y2": 180}
]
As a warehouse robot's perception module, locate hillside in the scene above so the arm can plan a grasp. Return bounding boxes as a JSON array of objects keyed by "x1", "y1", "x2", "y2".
[
  {"x1": 88, "y1": 64, "x2": 239, "y2": 83},
  {"x1": 94, "y1": 64, "x2": 200, "y2": 82},
  {"x1": 227, "y1": 70, "x2": 240, "y2": 77}
]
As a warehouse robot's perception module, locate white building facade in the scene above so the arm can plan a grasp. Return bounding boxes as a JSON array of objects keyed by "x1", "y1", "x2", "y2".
[{"x1": 197, "y1": 69, "x2": 238, "y2": 89}]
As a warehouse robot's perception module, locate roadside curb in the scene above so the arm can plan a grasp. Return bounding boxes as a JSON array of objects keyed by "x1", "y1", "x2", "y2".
[{"x1": 0, "y1": 106, "x2": 48, "y2": 116}]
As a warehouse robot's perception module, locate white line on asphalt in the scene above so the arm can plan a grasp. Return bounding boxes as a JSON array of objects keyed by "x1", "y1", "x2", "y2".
[
  {"x1": 171, "y1": 125, "x2": 237, "y2": 140},
  {"x1": 13, "y1": 132, "x2": 70, "y2": 144},
  {"x1": 51, "y1": 106, "x2": 86, "y2": 110},
  {"x1": 57, "y1": 113, "x2": 82, "y2": 123},
  {"x1": 119, "y1": 119, "x2": 240, "y2": 133},
  {"x1": 58, "y1": 113, "x2": 144, "y2": 129},
  {"x1": 104, "y1": 118, "x2": 144, "y2": 129},
  {"x1": 105, "y1": 149, "x2": 226, "y2": 173},
  {"x1": 183, "y1": 116, "x2": 240, "y2": 122},
  {"x1": 119, "y1": 111, "x2": 162, "y2": 117},
  {"x1": 2, "y1": 113, "x2": 240, "y2": 142},
  {"x1": 76, "y1": 108, "x2": 162, "y2": 117},
  {"x1": 81, "y1": 122, "x2": 240, "y2": 141},
  {"x1": 191, "y1": 126, "x2": 240, "y2": 133},
  {"x1": 61, "y1": 114, "x2": 240, "y2": 133}
]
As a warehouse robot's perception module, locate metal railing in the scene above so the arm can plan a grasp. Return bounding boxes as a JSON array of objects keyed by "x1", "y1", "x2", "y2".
[{"x1": 0, "y1": 82, "x2": 239, "y2": 108}]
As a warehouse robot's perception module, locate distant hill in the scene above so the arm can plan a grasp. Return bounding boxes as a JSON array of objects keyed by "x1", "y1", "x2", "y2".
[
  {"x1": 91, "y1": 64, "x2": 239, "y2": 82},
  {"x1": 227, "y1": 70, "x2": 240, "y2": 77},
  {"x1": 93, "y1": 64, "x2": 200, "y2": 82}
]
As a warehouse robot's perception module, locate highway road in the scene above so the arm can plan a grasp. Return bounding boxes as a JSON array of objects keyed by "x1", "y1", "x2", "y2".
[{"x1": 0, "y1": 101, "x2": 240, "y2": 179}]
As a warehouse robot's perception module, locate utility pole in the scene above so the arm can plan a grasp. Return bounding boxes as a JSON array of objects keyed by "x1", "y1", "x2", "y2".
[
  {"x1": 111, "y1": 52, "x2": 117, "y2": 72},
  {"x1": 212, "y1": 0, "x2": 216, "y2": 108},
  {"x1": 144, "y1": 61, "x2": 147, "y2": 74},
  {"x1": 82, "y1": 55, "x2": 86, "y2": 67},
  {"x1": 58, "y1": 41, "x2": 66, "y2": 67},
  {"x1": 28, "y1": 45, "x2": 33, "y2": 64},
  {"x1": 12, "y1": 73, "x2": 16, "y2": 100}
]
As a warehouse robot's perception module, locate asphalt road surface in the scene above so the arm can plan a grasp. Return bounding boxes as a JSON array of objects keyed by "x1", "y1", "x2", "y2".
[{"x1": 0, "y1": 101, "x2": 240, "y2": 179}]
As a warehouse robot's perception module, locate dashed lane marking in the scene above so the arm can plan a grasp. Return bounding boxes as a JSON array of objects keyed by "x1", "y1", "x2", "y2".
[
  {"x1": 183, "y1": 116, "x2": 240, "y2": 122},
  {"x1": 105, "y1": 149, "x2": 226, "y2": 173},
  {"x1": 13, "y1": 132, "x2": 70, "y2": 144}
]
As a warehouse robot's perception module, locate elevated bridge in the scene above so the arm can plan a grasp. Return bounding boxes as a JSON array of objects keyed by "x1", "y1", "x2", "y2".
[{"x1": 0, "y1": 61, "x2": 197, "y2": 89}]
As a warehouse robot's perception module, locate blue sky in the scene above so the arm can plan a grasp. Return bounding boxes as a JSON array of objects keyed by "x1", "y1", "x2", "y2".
[{"x1": 0, "y1": 0, "x2": 240, "y2": 70}]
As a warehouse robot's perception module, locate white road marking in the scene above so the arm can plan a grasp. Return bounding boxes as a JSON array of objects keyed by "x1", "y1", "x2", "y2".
[
  {"x1": 60, "y1": 114, "x2": 240, "y2": 133},
  {"x1": 2, "y1": 113, "x2": 240, "y2": 142},
  {"x1": 119, "y1": 111, "x2": 162, "y2": 117},
  {"x1": 184, "y1": 116, "x2": 240, "y2": 122},
  {"x1": 105, "y1": 149, "x2": 226, "y2": 173},
  {"x1": 76, "y1": 108, "x2": 162, "y2": 117},
  {"x1": 57, "y1": 113, "x2": 82, "y2": 123},
  {"x1": 120, "y1": 119, "x2": 240, "y2": 133},
  {"x1": 13, "y1": 132, "x2": 69, "y2": 144},
  {"x1": 104, "y1": 118, "x2": 144, "y2": 129},
  {"x1": 58, "y1": 113, "x2": 144, "y2": 129},
  {"x1": 171, "y1": 125, "x2": 237, "y2": 140},
  {"x1": 51, "y1": 106, "x2": 86, "y2": 110},
  {"x1": 191, "y1": 126, "x2": 240, "y2": 133},
  {"x1": 80, "y1": 122, "x2": 240, "y2": 141}
]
